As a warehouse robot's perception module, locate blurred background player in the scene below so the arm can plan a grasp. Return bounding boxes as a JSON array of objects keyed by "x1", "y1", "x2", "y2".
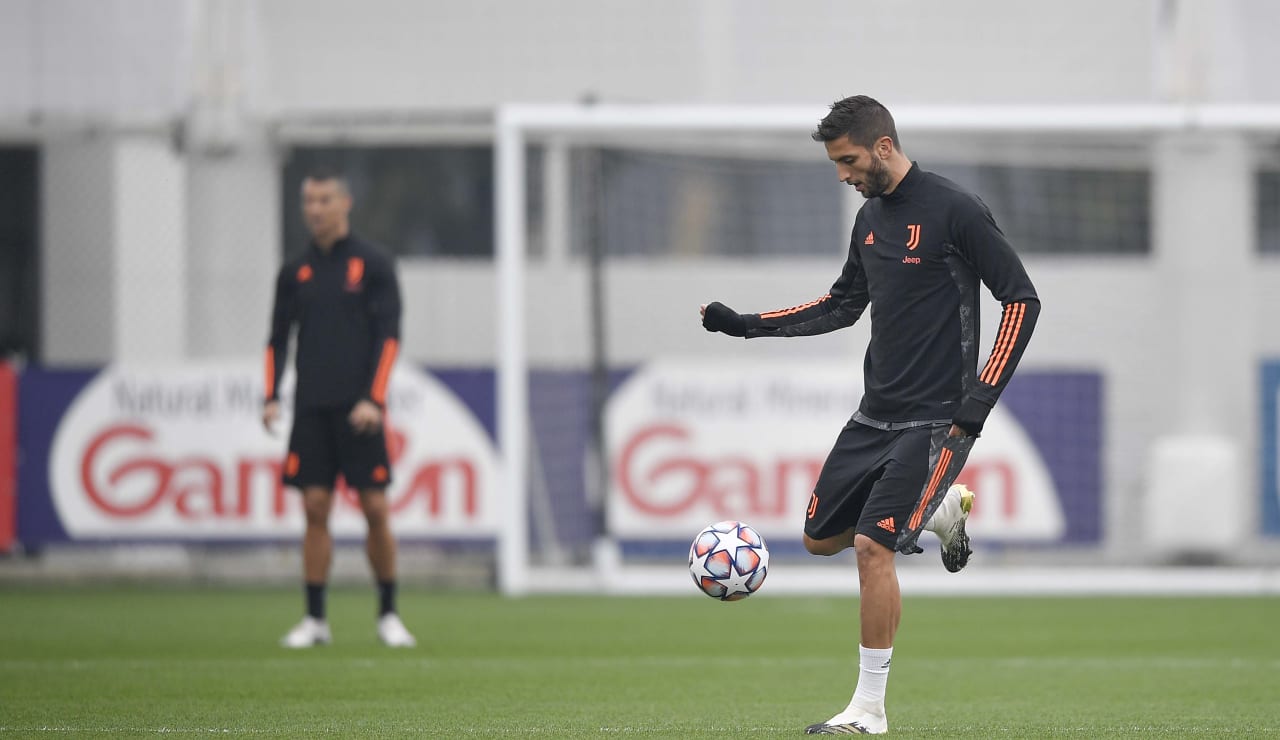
[
  {"x1": 700, "y1": 95, "x2": 1039, "y2": 734},
  {"x1": 263, "y1": 168, "x2": 416, "y2": 648}
]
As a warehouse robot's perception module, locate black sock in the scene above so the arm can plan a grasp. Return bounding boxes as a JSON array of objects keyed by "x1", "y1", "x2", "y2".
[
  {"x1": 378, "y1": 580, "x2": 396, "y2": 617},
  {"x1": 306, "y1": 582, "x2": 326, "y2": 620}
]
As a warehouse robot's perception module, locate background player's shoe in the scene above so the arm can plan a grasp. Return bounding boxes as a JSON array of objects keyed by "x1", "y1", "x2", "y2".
[
  {"x1": 804, "y1": 705, "x2": 888, "y2": 734},
  {"x1": 377, "y1": 613, "x2": 417, "y2": 647},
  {"x1": 929, "y1": 483, "x2": 975, "y2": 573},
  {"x1": 279, "y1": 616, "x2": 331, "y2": 648}
]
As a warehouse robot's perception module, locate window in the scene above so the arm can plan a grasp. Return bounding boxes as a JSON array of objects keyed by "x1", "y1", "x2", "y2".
[
  {"x1": 1257, "y1": 170, "x2": 1280, "y2": 254},
  {"x1": 279, "y1": 144, "x2": 1151, "y2": 260},
  {"x1": 282, "y1": 147, "x2": 496, "y2": 259},
  {"x1": 932, "y1": 164, "x2": 1151, "y2": 255},
  {"x1": 569, "y1": 149, "x2": 846, "y2": 258},
  {"x1": 0, "y1": 147, "x2": 39, "y2": 359}
]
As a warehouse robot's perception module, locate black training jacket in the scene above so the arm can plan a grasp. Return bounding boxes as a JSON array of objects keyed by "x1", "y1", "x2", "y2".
[
  {"x1": 264, "y1": 235, "x2": 401, "y2": 410},
  {"x1": 742, "y1": 163, "x2": 1040, "y2": 433}
]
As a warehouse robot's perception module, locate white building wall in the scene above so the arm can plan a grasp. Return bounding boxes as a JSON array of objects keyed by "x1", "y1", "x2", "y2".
[
  {"x1": 0, "y1": 0, "x2": 193, "y2": 121},
  {"x1": 10, "y1": 0, "x2": 1280, "y2": 122},
  {"x1": 112, "y1": 136, "x2": 189, "y2": 362},
  {"x1": 251, "y1": 0, "x2": 1161, "y2": 110},
  {"x1": 40, "y1": 133, "x2": 189, "y2": 363},
  {"x1": 40, "y1": 136, "x2": 117, "y2": 364},
  {"x1": 184, "y1": 131, "x2": 280, "y2": 358}
]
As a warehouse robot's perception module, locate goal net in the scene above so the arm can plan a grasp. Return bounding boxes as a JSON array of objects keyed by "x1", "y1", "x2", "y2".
[{"x1": 492, "y1": 103, "x2": 1251, "y2": 596}]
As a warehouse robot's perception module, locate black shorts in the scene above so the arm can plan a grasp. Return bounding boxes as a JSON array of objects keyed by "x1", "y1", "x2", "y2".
[
  {"x1": 804, "y1": 419, "x2": 950, "y2": 549},
  {"x1": 283, "y1": 404, "x2": 392, "y2": 491}
]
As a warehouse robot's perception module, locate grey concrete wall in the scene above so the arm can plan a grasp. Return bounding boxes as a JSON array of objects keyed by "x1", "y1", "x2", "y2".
[{"x1": 9, "y1": 0, "x2": 1280, "y2": 123}]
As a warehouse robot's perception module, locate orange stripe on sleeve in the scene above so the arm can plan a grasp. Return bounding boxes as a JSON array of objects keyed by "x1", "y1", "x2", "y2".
[
  {"x1": 977, "y1": 302, "x2": 1029, "y2": 384},
  {"x1": 371, "y1": 339, "x2": 399, "y2": 405},
  {"x1": 760, "y1": 294, "x2": 831, "y2": 320},
  {"x1": 985, "y1": 303, "x2": 1026, "y2": 385},
  {"x1": 264, "y1": 348, "x2": 275, "y2": 400},
  {"x1": 979, "y1": 302, "x2": 1024, "y2": 385},
  {"x1": 979, "y1": 305, "x2": 1017, "y2": 384}
]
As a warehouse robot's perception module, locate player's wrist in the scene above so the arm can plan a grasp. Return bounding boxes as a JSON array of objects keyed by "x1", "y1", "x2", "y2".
[
  {"x1": 951, "y1": 395, "x2": 993, "y2": 436},
  {"x1": 702, "y1": 301, "x2": 749, "y2": 337}
]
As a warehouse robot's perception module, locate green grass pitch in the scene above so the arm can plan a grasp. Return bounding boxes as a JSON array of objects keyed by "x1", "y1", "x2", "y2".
[{"x1": 1, "y1": 586, "x2": 1277, "y2": 737}]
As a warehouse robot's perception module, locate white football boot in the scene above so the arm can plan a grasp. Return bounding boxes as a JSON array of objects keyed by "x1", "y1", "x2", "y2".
[
  {"x1": 279, "y1": 616, "x2": 331, "y2": 648},
  {"x1": 804, "y1": 703, "x2": 888, "y2": 735},
  {"x1": 377, "y1": 613, "x2": 417, "y2": 648},
  {"x1": 925, "y1": 483, "x2": 976, "y2": 573}
]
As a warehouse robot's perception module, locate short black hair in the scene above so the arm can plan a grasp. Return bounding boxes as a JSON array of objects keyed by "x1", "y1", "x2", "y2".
[
  {"x1": 811, "y1": 95, "x2": 900, "y2": 150},
  {"x1": 301, "y1": 165, "x2": 351, "y2": 195}
]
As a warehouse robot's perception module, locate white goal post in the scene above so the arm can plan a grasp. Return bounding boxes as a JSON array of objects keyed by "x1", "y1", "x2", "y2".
[{"x1": 494, "y1": 102, "x2": 1280, "y2": 597}]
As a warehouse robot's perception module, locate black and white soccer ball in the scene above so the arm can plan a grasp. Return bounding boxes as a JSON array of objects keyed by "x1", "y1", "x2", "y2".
[{"x1": 688, "y1": 521, "x2": 769, "y2": 601}]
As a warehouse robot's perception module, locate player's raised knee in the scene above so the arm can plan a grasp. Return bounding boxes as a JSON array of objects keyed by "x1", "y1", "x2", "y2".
[{"x1": 803, "y1": 532, "x2": 850, "y2": 556}]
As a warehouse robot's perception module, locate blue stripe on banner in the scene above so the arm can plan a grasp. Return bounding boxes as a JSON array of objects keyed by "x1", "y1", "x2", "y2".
[
  {"x1": 1262, "y1": 361, "x2": 1280, "y2": 537},
  {"x1": 17, "y1": 368, "x2": 100, "y2": 544}
]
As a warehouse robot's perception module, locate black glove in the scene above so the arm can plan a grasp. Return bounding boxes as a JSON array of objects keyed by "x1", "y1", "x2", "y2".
[
  {"x1": 951, "y1": 396, "x2": 993, "y2": 436},
  {"x1": 702, "y1": 301, "x2": 747, "y2": 337}
]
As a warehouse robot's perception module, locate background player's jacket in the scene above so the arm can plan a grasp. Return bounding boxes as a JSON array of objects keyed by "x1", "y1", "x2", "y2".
[
  {"x1": 264, "y1": 235, "x2": 401, "y2": 410},
  {"x1": 742, "y1": 163, "x2": 1039, "y2": 433}
]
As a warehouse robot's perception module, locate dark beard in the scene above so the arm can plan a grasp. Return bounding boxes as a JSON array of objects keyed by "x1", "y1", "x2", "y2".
[{"x1": 861, "y1": 156, "x2": 893, "y2": 199}]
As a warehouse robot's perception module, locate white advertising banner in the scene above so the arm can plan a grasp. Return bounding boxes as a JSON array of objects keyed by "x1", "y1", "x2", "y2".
[
  {"x1": 49, "y1": 362, "x2": 499, "y2": 540},
  {"x1": 606, "y1": 359, "x2": 1064, "y2": 541}
]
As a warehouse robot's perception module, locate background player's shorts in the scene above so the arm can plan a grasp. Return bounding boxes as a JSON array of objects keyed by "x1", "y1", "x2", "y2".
[
  {"x1": 283, "y1": 404, "x2": 393, "y2": 491},
  {"x1": 805, "y1": 419, "x2": 950, "y2": 550}
]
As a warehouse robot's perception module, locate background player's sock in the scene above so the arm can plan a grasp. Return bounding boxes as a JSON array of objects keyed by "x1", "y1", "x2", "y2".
[
  {"x1": 378, "y1": 580, "x2": 397, "y2": 617},
  {"x1": 305, "y1": 582, "x2": 326, "y2": 620}
]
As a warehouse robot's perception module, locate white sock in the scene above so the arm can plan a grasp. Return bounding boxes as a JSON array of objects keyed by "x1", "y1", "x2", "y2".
[
  {"x1": 831, "y1": 645, "x2": 892, "y2": 721},
  {"x1": 924, "y1": 485, "x2": 959, "y2": 534}
]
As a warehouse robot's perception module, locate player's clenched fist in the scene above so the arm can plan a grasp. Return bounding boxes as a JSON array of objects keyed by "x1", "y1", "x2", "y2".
[{"x1": 700, "y1": 301, "x2": 747, "y2": 337}]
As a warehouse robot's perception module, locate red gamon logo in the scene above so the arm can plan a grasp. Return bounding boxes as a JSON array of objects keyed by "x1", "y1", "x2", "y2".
[
  {"x1": 615, "y1": 423, "x2": 822, "y2": 519},
  {"x1": 604, "y1": 360, "x2": 1064, "y2": 541},
  {"x1": 611, "y1": 420, "x2": 1054, "y2": 540},
  {"x1": 0, "y1": 361, "x2": 15, "y2": 552},
  {"x1": 953, "y1": 460, "x2": 1019, "y2": 524},
  {"x1": 78, "y1": 422, "x2": 480, "y2": 523},
  {"x1": 81, "y1": 425, "x2": 277, "y2": 519}
]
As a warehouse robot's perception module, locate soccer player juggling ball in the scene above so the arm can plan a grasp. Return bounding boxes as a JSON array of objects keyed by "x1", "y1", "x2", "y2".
[
  {"x1": 264, "y1": 168, "x2": 417, "y2": 649},
  {"x1": 700, "y1": 95, "x2": 1039, "y2": 735}
]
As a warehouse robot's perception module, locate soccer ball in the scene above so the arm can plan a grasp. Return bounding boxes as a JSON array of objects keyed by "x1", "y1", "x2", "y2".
[{"x1": 688, "y1": 521, "x2": 769, "y2": 601}]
